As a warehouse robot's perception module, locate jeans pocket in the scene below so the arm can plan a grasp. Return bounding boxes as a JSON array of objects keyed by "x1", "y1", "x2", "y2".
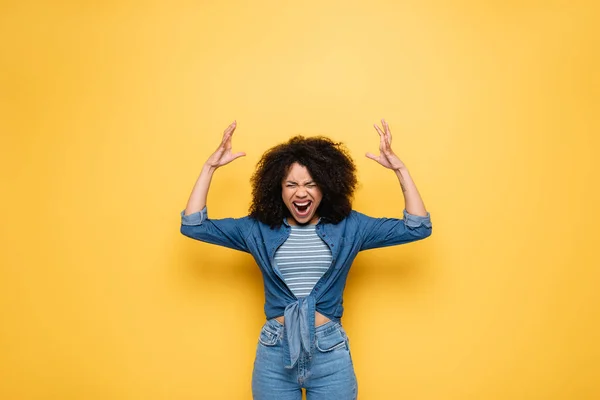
[
  {"x1": 315, "y1": 328, "x2": 347, "y2": 352},
  {"x1": 258, "y1": 325, "x2": 280, "y2": 347}
]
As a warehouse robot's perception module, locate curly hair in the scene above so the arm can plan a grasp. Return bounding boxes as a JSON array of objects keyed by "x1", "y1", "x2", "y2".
[{"x1": 249, "y1": 136, "x2": 357, "y2": 227}]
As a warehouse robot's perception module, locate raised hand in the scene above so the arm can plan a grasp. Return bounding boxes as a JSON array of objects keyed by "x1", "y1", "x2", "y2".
[
  {"x1": 205, "y1": 121, "x2": 246, "y2": 168},
  {"x1": 365, "y1": 119, "x2": 406, "y2": 171}
]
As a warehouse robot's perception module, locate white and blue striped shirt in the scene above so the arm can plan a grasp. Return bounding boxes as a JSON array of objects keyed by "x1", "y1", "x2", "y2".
[{"x1": 274, "y1": 224, "x2": 332, "y2": 298}]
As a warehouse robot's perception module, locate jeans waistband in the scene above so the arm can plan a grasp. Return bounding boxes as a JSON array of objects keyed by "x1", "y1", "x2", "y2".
[
  {"x1": 314, "y1": 319, "x2": 341, "y2": 335},
  {"x1": 265, "y1": 317, "x2": 341, "y2": 336}
]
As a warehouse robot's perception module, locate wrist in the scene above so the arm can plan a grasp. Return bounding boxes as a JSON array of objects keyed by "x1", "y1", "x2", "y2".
[
  {"x1": 202, "y1": 163, "x2": 218, "y2": 174},
  {"x1": 394, "y1": 166, "x2": 409, "y2": 175}
]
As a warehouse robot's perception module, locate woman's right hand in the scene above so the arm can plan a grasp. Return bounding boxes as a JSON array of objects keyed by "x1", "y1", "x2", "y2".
[{"x1": 205, "y1": 121, "x2": 246, "y2": 168}]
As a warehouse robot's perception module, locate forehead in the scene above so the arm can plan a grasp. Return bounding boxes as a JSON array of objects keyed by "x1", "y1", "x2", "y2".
[{"x1": 284, "y1": 162, "x2": 314, "y2": 181}]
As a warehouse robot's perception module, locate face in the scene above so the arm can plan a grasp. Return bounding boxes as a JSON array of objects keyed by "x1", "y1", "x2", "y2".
[{"x1": 281, "y1": 162, "x2": 323, "y2": 226}]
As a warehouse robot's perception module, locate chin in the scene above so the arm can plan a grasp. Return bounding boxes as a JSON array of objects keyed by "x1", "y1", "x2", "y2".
[{"x1": 287, "y1": 213, "x2": 309, "y2": 225}]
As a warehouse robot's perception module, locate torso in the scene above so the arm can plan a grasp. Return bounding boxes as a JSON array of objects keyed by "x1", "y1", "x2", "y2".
[
  {"x1": 275, "y1": 312, "x2": 331, "y2": 327},
  {"x1": 274, "y1": 221, "x2": 333, "y2": 327}
]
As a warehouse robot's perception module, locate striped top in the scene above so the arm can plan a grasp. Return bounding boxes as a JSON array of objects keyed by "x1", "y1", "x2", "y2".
[{"x1": 274, "y1": 224, "x2": 332, "y2": 298}]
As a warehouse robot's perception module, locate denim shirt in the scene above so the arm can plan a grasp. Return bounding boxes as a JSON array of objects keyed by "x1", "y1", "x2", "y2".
[{"x1": 180, "y1": 206, "x2": 432, "y2": 368}]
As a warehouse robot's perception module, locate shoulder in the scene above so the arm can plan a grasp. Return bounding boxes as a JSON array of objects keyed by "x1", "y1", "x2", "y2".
[
  {"x1": 322, "y1": 211, "x2": 367, "y2": 234},
  {"x1": 347, "y1": 209, "x2": 373, "y2": 222}
]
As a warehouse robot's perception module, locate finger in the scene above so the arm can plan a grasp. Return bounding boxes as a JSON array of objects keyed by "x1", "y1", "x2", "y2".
[
  {"x1": 382, "y1": 135, "x2": 392, "y2": 154},
  {"x1": 220, "y1": 133, "x2": 232, "y2": 150},
  {"x1": 223, "y1": 121, "x2": 236, "y2": 135},
  {"x1": 373, "y1": 124, "x2": 386, "y2": 151},
  {"x1": 223, "y1": 121, "x2": 239, "y2": 147},
  {"x1": 381, "y1": 119, "x2": 389, "y2": 134},
  {"x1": 373, "y1": 123, "x2": 384, "y2": 137},
  {"x1": 380, "y1": 119, "x2": 393, "y2": 149},
  {"x1": 221, "y1": 132, "x2": 231, "y2": 147},
  {"x1": 365, "y1": 152, "x2": 379, "y2": 161},
  {"x1": 222, "y1": 121, "x2": 237, "y2": 141},
  {"x1": 232, "y1": 152, "x2": 246, "y2": 160},
  {"x1": 381, "y1": 119, "x2": 392, "y2": 144}
]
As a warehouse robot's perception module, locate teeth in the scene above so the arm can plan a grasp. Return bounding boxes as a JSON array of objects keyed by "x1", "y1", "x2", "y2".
[{"x1": 293, "y1": 201, "x2": 310, "y2": 206}]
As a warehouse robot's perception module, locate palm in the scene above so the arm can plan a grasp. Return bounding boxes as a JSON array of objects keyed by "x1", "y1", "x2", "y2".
[
  {"x1": 207, "y1": 121, "x2": 246, "y2": 168},
  {"x1": 366, "y1": 119, "x2": 406, "y2": 170}
]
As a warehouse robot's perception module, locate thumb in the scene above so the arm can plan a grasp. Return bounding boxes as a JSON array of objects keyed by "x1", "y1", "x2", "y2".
[{"x1": 365, "y1": 152, "x2": 378, "y2": 161}]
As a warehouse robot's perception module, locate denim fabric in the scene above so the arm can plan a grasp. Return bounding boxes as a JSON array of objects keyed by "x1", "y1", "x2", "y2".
[
  {"x1": 181, "y1": 206, "x2": 431, "y2": 368},
  {"x1": 252, "y1": 318, "x2": 358, "y2": 400}
]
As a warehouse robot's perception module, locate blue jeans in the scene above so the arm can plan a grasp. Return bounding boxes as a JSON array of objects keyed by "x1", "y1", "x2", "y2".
[{"x1": 252, "y1": 318, "x2": 358, "y2": 400}]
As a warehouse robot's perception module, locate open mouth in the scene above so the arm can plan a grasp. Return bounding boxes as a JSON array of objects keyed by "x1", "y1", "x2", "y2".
[{"x1": 292, "y1": 201, "x2": 312, "y2": 217}]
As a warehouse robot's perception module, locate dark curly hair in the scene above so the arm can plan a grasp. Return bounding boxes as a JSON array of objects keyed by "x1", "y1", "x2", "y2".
[{"x1": 249, "y1": 136, "x2": 357, "y2": 227}]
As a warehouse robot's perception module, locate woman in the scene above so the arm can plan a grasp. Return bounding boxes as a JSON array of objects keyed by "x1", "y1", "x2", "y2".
[{"x1": 180, "y1": 119, "x2": 432, "y2": 400}]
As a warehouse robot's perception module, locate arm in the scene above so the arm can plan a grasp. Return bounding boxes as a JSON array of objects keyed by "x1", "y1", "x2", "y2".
[
  {"x1": 366, "y1": 119, "x2": 428, "y2": 216},
  {"x1": 356, "y1": 210, "x2": 431, "y2": 251},
  {"x1": 361, "y1": 118, "x2": 432, "y2": 250},
  {"x1": 181, "y1": 121, "x2": 252, "y2": 252},
  {"x1": 394, "y1": 167, "x2": 427, "y2": 217},
  {"x1": 184, "y1": 121, "x2": 245, "y2": 215}
]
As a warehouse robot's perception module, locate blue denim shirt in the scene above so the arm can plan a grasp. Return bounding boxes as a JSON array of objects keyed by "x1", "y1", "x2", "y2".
[{"x1": 181, "y1": 206, "x2": 432, "y2": 368}]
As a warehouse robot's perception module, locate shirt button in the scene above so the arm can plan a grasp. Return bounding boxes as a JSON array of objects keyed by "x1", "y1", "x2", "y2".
[{"x1": 323, "y1": 234, "x2": 326, "y2": 237}]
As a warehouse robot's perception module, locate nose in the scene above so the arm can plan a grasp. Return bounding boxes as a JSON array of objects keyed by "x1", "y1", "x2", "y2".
[{"x1": 296, "y1": 186, "x2": 308, "y2": 197}]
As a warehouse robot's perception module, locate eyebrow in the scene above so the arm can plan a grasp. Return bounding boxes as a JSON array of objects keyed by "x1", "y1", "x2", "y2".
[{"x1": 285, "y1": 180, "x2": 315, "y2": 184}]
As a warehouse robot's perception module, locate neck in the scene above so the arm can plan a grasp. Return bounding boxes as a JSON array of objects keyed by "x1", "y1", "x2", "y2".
[{"x1": 287, "y1": 216, "x2": 319, "y2": 226}]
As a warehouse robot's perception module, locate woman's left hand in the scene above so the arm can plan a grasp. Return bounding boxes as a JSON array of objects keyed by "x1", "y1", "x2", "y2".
[{"x1": 366, "y1": 119, "x2": 406, "y2": 171}]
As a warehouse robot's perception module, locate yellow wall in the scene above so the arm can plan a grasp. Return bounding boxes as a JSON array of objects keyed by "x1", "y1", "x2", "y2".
[{"x1": 1, "y1": 0, "x2": 598, "y2": 398}]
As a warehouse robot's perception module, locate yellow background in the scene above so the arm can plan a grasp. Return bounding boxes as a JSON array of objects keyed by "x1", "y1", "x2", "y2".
[{"x1": 1, "y1": 0, "x2": 598, "y2": 398}]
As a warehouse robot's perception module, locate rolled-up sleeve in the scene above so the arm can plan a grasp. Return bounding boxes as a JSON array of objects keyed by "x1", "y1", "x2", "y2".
[
  {"x1": 402, "y1": 209, "x2": 432, "y2": 229},
  {"x1": 355, "y1": 209, "x2": 432, "y2": 251},
  {"x1": 181, "y1": 207, "x2": 208, "y2": 226},
  {"x1": 179, "y1": 206, "x2": 255, "y2": 253}
]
